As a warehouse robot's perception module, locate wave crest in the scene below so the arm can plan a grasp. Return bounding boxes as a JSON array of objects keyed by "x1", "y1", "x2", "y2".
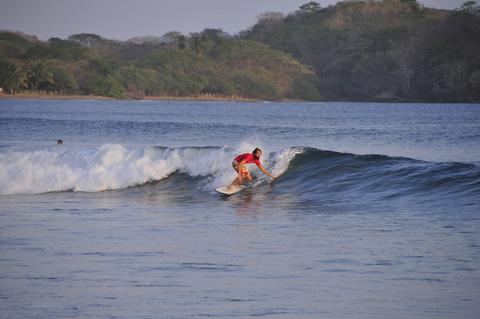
[
  {"x1": 1, "y1": 144, "x2": 478, "y2": 198},
  {"x1": 0, "y1": 143, "x2": 295, "y2": 195}
]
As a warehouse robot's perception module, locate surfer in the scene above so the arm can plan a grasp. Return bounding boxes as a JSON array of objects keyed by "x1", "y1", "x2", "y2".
[{"x1": 228, "y1": 148, "x2": 276, "y2": 189}]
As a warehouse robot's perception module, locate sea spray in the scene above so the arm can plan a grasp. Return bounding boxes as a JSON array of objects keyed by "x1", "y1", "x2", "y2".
[
  {"x1": 0, "y1": 143, "x2": 294, "y2": 195},
  {"x1": 0, "y1": 144, "x2": 173, "y2": 194}
]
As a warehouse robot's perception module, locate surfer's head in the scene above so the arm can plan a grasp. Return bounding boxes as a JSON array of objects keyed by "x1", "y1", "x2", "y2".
[{"x1": 252, "y1": 148, "x2": 262, "y2": 159}]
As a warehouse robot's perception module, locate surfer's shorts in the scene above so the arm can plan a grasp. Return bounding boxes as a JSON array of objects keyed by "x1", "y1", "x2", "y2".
[{"x1": 232, "y1": 160, "x2": 249, "y2": 176}]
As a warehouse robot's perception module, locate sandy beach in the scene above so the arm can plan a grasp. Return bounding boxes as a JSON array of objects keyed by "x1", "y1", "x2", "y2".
[{"x1": 0, "y1": 93, "x2": 257, "y2": 102}]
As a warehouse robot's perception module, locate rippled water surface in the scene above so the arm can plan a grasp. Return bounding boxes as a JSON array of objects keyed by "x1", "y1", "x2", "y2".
[{"x1": 1, "y1": 99, "x2": 479, "y2": 318}]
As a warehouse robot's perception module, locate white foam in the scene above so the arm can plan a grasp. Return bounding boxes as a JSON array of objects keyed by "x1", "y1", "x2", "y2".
[{"x1": 0, "y1": 143, "x2": 303, "y2": 195}]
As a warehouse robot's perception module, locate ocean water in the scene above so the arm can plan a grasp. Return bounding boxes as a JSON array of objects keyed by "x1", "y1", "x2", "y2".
[{"x1": 0, "y1": 99, "x2": 479, "y2": 318}]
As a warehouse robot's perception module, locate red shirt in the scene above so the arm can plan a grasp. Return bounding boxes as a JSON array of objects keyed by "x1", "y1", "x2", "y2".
[{"x1": 235, "y1": 153, "x2": 260, "y2": 166}]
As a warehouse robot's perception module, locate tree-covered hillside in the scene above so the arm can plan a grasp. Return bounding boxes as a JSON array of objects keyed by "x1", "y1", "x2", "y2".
[
  {"x1": 1, "y1": 0, "x2": 479, "y2": 102},
  {"x1": 243, "y1": 0, "x2": 480, "y2": 102},
  {"x1": 0, "y1": 30, "x2": 319, "y2": 100}
]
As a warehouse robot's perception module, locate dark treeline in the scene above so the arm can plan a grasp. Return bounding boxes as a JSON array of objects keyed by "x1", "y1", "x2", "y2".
[
  {"x1": 1, "y1": 0, "x2": 479, "y2": 102},
  {"x1": 243, "y1": 0, "x2": 480, "y2": 102}
]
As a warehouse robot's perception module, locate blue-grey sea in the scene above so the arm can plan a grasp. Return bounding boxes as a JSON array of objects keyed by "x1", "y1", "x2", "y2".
[{"x1": 1, "y1": 99, "x2": 479, "y2": 318}]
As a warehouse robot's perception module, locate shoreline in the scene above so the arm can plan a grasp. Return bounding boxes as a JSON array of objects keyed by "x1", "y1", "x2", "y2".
[
  {"x1": 143, "y1": 95, "x2": 257, "y2": 102},
  {"x1": 0, "y1": 93, "x2": 113, "y2": 100},
  {"x1": 0, "y1": 93, "x2": 478, "y2": 104},
  {"x1": 0, "y1": 93, "x2": 257, "y2": 102}
]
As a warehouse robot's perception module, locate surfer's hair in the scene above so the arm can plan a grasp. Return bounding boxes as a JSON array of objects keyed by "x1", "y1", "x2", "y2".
[{"x1": 252, "y1": 148, "x2": 262, "y2": 154}]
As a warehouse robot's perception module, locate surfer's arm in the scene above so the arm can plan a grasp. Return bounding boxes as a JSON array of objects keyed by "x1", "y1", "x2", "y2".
[{"x1": 258, "y1": 164, "x2": 276, "y2": 179}]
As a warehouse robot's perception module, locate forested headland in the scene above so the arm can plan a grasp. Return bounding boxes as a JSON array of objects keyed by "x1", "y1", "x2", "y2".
[{"x1": 1, "y1": 0, "x2": 479, "y2": 102}]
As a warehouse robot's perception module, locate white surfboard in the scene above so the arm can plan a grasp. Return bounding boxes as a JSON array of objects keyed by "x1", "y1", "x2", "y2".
[{"x1": 215, "y1": 185, "x2": 246, "y2": 195}]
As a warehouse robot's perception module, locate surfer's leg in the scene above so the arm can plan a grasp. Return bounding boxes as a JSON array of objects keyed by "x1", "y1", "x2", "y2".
[
  {"x1": 228, "y1": 175, "x2": 242, "y2": 190},
  {"x1": 228, "y1": 161, "x2": 242, "y2": 189},
  {"x1": 229, "y1": 166, "x2": 251, "y2": 189}
]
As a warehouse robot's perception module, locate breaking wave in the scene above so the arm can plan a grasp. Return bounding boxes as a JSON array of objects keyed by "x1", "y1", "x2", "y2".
[{"x1": 1, "y1": 144, "x2": 479, "y2": 200}]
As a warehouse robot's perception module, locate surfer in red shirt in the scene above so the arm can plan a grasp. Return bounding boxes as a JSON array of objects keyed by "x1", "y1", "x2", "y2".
[{"x1": 228, "y1": 148, "x2": 276, "y2": 189}]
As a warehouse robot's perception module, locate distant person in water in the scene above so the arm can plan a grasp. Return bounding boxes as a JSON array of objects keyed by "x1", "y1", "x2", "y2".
[
  {"x1": 57, "y1": 139, "x2": 63, "y2": 145},
  {"x1": 229, "y1": 148, "x2": 276, "y2": 189}
]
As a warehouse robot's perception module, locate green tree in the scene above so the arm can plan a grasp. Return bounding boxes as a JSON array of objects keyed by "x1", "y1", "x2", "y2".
[
  {"x1": 0, "y1": 32, "x2": 35, "y2": 59},
  {"x1": 177, "y1": 35, "x2": 187, "y2": 50},
  {"x1": 232, "y1": 70, "x2": 280, "y2": 100},
  {"x1": 298, "y1": 2, "x2": 321, "y2": 13},
  {"x1": 51, "y1": 67, "x2": 78, "y2": 93},
  {"x1": 160, "y1": 31, "x2": 183, "y2": 44},
  {"x1": 289, "y1": 75, "x2": 321, "y2": 100},
  {"x1": 81, "y1": 74, "x2": 123, "y2": 98},
  {"x1": 26, "y1": 63, "x2": 53, "y2": 91},
  {"x1": 460, "y1": 1, "x2": 480, "y2": 16},
  {"x1": 46, "y1": 37, "x2": 86, "y2": 60},
  {"x1": 0, "y1": 58, "x2": 27, "y2": 93},
  {"x1": 68, "y1": 33, "x2": 104, "y2": 47}
]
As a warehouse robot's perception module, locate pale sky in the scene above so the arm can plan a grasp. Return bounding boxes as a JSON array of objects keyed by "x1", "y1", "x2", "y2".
[{"x1": 0, "y1": 0, "x2": 468, "y2": 40}]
